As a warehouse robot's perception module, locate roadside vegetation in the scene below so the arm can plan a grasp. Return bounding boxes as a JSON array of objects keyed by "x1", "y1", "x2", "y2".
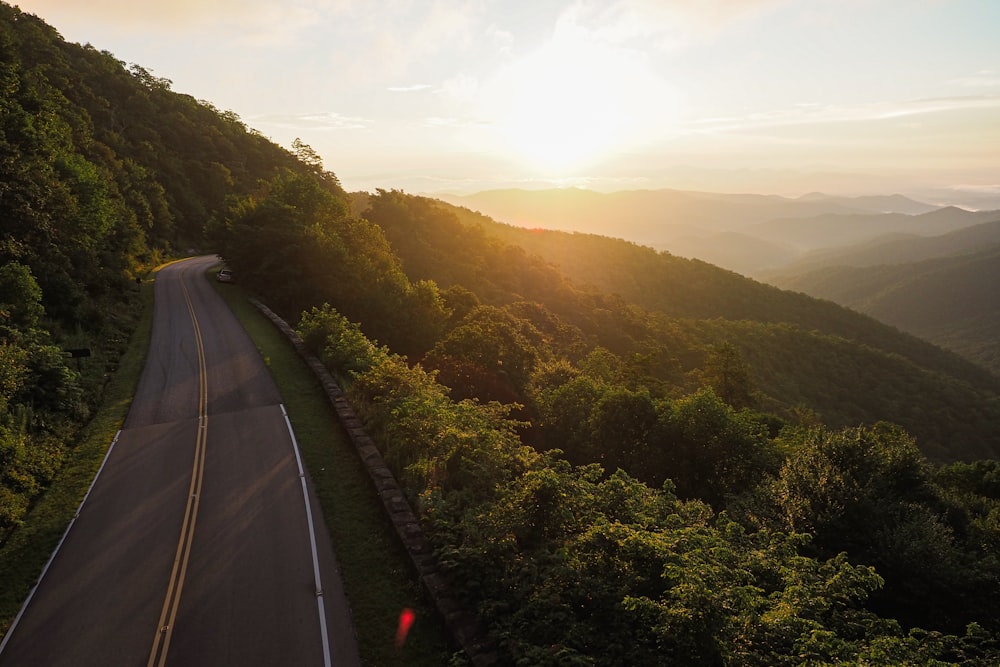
[
  {"x1": 0, "y1": 268, "x2": 154, "y2": 636},
  {"x1": 6, "y1": 4, "x2": 1000, "y2": 663},
  {"x1": 211, "y1": 272, "x2": 456, "y2": 666}
]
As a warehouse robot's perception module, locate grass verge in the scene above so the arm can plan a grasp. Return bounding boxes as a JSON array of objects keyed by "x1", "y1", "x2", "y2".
[
  {"x1": 0, "y1": 268, "x2": 157, "y2": 637},
  {"x1": 211, "y1": 277, "x2": 457, "y2": 666}
]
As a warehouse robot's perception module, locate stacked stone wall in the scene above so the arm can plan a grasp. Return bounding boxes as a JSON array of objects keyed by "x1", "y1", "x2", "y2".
[{"x1": 250, "y1": 299, "x2": 496, "y2": 666}]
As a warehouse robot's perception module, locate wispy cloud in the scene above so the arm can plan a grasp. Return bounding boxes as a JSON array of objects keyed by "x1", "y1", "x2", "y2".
[
  {"x1": 951, "y1": 70, "x2": 1000, "y2": 88},
  {"x1": 423, "y1": 116, "x2": 491, "y2": 129},
  {"x1": 250, "y1": 111, "x2": 371, "y2": 131},
  {"x1": 686, "y1": 96, "x2": 1000, "y2": 134},
  {"x1": 387, "y1": 84, "x2": 434, "y2": 93},
  {"x1": 554, "y1": 0, "x2": 793, "y2": 51}
]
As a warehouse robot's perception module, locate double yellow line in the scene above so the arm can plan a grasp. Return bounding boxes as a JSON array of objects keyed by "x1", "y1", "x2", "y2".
[{"x1": 147, "y1": 280, "x2": 209, "y2": 667}]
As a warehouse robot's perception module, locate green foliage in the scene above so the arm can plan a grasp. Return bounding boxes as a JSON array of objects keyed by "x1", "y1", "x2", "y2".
[
  {"x1": 0, "y1": 263, "x2": 44, "y2": 330},
  {"x1": 307, "y1": 306, "x2": 1000, "y2": 664},
  {"x1": 683, "y1": 319, "x2": 1000, "y2": 461},
  {"x1": 425, "y1": 305, "x2": 543, "y2": 403},
  {"x1": 754, "y1": 423, "x2": 1000, "y2": 633},
  {"x1": 342, "y1": 349, "x2": 531, "y2": 508},
  {"x1": 660, "y1": 389, "x2": 778, "y2": 508},
  {"x1": 0, "y1": 0, "x2": 330, "y2": 546},
  {"x1": 702, "y1": 341, "x2": 757, "y2": 409},
  {"x1": 297, "y1": 304, "x2": 389, "y2": 376},
  {"x1": 217, "y1": 174, "x2": 449, "y2": 358}
]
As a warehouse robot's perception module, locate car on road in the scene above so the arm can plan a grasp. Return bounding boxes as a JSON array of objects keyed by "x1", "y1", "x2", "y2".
[{"x1": 216, "y1": 268, "x2": 234, "y2": 283}]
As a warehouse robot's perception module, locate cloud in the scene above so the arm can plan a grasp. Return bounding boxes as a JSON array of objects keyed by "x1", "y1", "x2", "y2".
[
  {"x1": 552, "y1": 0, "x2": 792, "y2": 50},
  {"x1": 250, "y1": 111, "x2": 370, "y2": 131},
  {"x1": 685, "y1": 96, "x2": 1000, "y2": 134},
  {"x1": 951, "y1": 70, "x2": 1000, "y2": 88},
  {"x1": 387, "y1": 85, "x2": 434, "y2": 93}
]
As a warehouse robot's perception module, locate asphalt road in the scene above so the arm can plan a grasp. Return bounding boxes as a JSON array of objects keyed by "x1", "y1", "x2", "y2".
[{"x1": 0, "y1": 255, "x2": 361, "y2": 666}]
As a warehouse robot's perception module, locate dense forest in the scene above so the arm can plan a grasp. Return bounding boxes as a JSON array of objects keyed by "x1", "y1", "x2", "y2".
[
  {"x1": 767, "y1": 229, "x2": 1000, "y2": 376},
  {"x1": 6, "y1": 4, "x2": 1000, "y2": 664}
]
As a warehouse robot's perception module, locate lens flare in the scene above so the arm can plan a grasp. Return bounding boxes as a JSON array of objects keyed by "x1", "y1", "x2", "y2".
[{"x1": 395, "y1": 608, "x2": 416, "y2": 648}]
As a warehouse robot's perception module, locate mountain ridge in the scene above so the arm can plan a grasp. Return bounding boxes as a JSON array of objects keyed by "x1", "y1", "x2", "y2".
[
  {"x1": 436, "y1": 187, "x2": 1000, "y2": 277},
  {"x1": 769, "y1": 243, "x2": 1000, "y2": 375}
]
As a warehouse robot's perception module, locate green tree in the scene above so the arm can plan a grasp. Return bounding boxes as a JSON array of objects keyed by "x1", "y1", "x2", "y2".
[
  {"x1": 424, "y1": 305, "x2": 543, "y2": 403},
  {"x1": 703, "y1": 341, "x2": 756, "y2": 409},
  {"x1": 659, "y1": 388, "x2": 775, "y2": 507},
  {"x1": 586, "y1": 386, "x2": 657, "y2": 476},
  {"x1": 761, "y1": 423, "x2": 999, "y2": 632},
  {"x1": 0, "y1": 262, "x2": 44, "y2": 330}
]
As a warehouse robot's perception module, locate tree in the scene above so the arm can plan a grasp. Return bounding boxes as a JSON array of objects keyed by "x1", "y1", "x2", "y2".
[
  {"x1": 586, "y1": 386, "x2": 657, "y2": 476},
  {"x1": 292, "y1": 137, "x2": 344, "y2": 193},
  {"x1": 761, "y1": 423, "x2": 999, "y2": 632},
  {"x1": 0, "y1": 262, "x2": 44, "y2": 330},
  {"x1": 424, "y1": 305, "x2": 543, "y2": 403},
  {"x1": 703, "y1": 342, "x2": 756, "y2": 409},
  {"x1": 658, "y1": 388, "x2": 774, "y2": 507}
]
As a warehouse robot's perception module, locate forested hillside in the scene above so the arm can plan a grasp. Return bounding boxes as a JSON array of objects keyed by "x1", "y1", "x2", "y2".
[
  {"x1": 762, "y1": 218, "x2": 1000, "y2": 278},
  {"x1": 8, "y1": 4, "x2": 1000, "y2": 663},
  {"x1": 771, "y1": 244, "x2": 1000, "y2": 376},
  {"x1": 229, "y1": 184, "x2": 1000, "y2": 662},
  {"x1": 0, "y1": 2, "x2": 321, "y2": 532},
  {"x1": 415, "y1": 197, "x2": 1000, "y2": 457}
]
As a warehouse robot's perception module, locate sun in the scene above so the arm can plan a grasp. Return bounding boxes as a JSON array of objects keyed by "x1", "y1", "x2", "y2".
[
  {"x1": 480, "y1": 29, "x2": 681, "y2": 175},
  {"x1": 494, "y1": 44, "x2": 624, "y2": 171}
]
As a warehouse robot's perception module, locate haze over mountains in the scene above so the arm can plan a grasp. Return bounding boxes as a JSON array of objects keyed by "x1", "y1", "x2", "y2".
[
  {"x1": 437, "y1": 188, "x2": 1000, "y2": 377},
  {"x1": 437, "y1": 188, "x2": 1000, "y2": 276},
  {"x1": 765, "y1": 223, "x2": 1000, "y2": 376}
]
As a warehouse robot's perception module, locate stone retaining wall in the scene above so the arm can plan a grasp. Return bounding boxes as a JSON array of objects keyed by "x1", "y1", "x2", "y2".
[{"x1": 250, "y1": 299, "x2": 497, "y2": 666}]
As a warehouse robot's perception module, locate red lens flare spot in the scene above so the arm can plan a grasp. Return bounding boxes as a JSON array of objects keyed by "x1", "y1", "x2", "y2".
[{"x1": 395, "y1": 608, "x2": 416, "y2": 648}]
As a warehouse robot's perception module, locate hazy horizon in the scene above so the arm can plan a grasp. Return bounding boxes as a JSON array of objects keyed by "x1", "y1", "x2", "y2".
[{"x1": 15, "y1": 0, "x2": 1000, "y2": 209}]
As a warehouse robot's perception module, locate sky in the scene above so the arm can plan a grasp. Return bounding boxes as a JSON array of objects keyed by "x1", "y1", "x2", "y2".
[{"x1": 13, "y1": 0, "x2": 1000, "y2": 207}]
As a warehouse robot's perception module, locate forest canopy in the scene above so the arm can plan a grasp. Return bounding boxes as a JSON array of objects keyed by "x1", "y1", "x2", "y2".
[
  {"x1": 225, "y1": 182, "x2": 1000, "y2": 663},
  {"x1": 5, "y1": 3, "x2": 1000, "y2": 663}
]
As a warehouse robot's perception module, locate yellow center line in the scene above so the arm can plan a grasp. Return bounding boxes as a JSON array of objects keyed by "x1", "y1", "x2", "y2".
[{"x1": 147, "y1": 279, "x2": 209, "y2": 667}]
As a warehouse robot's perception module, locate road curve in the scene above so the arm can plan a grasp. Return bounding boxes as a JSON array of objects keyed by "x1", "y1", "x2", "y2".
[{"x1": 0, "y1": 255, "x2": 361, "y2": 666}]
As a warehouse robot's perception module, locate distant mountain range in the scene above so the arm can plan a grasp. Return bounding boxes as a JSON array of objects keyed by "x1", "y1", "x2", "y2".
[
  {"x1": 767, "y1": 225, "x2": 1000, "y2": 376},
  {"x1": 436, "y1": 188, "x2": 1000, "y2": 276},
  {"x1": 762, "y1": 219, "x2": 1000, "y2": 278},
  {"x1": 437, "y1": 187, "x2": 1000, "y2": 377},
  {"x1": 791, "y1": 192, "x2": 941, "y2": 215}
]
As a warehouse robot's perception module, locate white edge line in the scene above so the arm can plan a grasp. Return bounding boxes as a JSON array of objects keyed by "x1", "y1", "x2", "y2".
[
  {"x1": 280, "y1": 403, "x2": 333, "y2": 667},
  {"x1": 0, "y1": 429, "x2": 123, "y2": 656}
]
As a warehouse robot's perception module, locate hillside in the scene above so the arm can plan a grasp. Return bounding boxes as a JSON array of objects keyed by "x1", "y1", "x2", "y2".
[
  {"x1": 351, "y1": 194, "x2": 1000, "y2": 461},
  {"x1": 763, "y1": 218, "x2": 1000, "y2": 278},
  {"x1": 794, "y1": 192, "x2": 940, "y2": 215},
  {"x1": 438, "y1": 202, "x2": 996, "y2": 376},
  {"x1": 744, "y1": 206, "x2": 1000, "y2": 253},
  {"x1": 771, "y1": 245, "x2": 1000, "y2": 375},
  {"x1": 664, "y1": 231, "x2": 800, "y2": 276}
]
